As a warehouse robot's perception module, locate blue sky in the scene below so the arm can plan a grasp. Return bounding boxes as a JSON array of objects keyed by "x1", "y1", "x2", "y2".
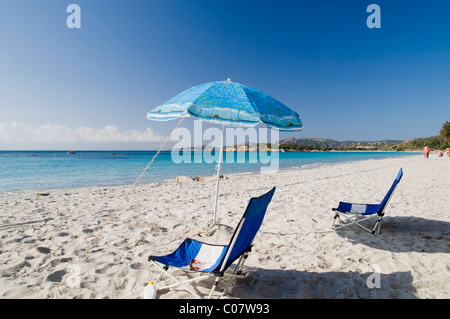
[{"x1": 1, "y1": 0, "x2": 449, "y2": 150}]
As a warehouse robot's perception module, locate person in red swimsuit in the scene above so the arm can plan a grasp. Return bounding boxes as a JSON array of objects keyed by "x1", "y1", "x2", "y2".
[{"x1": 423, "y1": 146, "x2": 431, "y2": 159}]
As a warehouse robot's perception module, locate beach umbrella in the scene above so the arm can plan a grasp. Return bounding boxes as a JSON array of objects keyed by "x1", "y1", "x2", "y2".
[{"x1": 147, "y1": 79, "x2": 303, "y2": 224}]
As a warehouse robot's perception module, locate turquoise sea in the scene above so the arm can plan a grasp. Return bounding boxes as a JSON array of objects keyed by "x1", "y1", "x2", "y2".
[{"x1": 0, "y1": 150, "x2": 416, "y2": 196}]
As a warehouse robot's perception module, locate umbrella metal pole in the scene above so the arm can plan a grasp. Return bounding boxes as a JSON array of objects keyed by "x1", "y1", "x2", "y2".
[{"x1": 213, "y1": 125, "x2": 225, "y2": 225}]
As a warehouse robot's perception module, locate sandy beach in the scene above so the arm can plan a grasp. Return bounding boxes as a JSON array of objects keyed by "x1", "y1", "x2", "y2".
[{"x1": 0, "y1": 153, "x2": 449, "y2": 299}]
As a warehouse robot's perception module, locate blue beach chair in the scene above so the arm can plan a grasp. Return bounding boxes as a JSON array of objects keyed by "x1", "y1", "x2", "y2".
[
  {"x1": 332, "y1": 168, "x2": 403, "y2": 235},
  {"x1": 148, "y1": 187, "x2": 276, "y2": 299}
]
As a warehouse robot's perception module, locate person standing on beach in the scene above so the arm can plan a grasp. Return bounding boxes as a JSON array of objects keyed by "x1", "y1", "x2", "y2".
[
  {"x1": 423, "y1": 146, "x2": 430, "y2": 159},
  {"x1": 446, "y1": 147, "x2": 450, "y2": 157}
]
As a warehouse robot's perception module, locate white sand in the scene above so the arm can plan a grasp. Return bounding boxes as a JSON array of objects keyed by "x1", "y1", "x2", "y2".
[{"x1": 0, "y1": 154, "x2": 449, "y2": 299}]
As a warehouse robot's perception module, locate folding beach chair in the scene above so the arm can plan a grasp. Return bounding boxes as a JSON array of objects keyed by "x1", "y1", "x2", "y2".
[
  {"x1": 332, "y1": 168, "x2": 403, "y2": 235},
  {"x1": 147, "y1": 187, "x2": 276, "y2": 299}
]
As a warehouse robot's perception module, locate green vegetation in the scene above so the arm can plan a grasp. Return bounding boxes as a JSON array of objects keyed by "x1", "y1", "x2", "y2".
[
  {"x1": 278, "y1": 121, "x2": 450, "y2": 152},
  {"x1": 440, "y1": 121, "x2": 450, "y2": 145},
  {"x1": 395, "y1": 135, "x2": 448, "y2": 151},
  {"x1": 279, "y1": 143, "x2": 332, "y2": 151}
]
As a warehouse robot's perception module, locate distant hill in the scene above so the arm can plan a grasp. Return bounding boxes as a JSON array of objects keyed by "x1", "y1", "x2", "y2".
[
  {"x1": 280, "y1": 137, "x2": 342, "y2": 148},
  {"x1": 223, "y1": 136, "x2": 448, "y2": 151},
  {"x1": 395, "y1": 135, "x2": 448, "y2": 150},
  {"x1": 278, "y1": 136, "x2": 448, "y2": 151},
  {"x1": 279, "y1": 137, "x2": 402, "y2": 151}
]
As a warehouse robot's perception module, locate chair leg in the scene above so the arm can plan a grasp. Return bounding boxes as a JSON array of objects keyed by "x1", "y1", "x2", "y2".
[
  {"x1": 207, "y1": 252, "x2": 252, "y2": 299},
  {"x1": 151, "y1": 261, "x2": 202, "y2": 298},
  {"x1": 332, "y1": 212, "x2": 340, "y2": 229},
  {"x1": 154, "y1": 265, "x2": 167, "y2": 285},
  {"x1": 332, "y1": 212, "x2": 356, "y2": 230},
  {"x1": 372, "y1": 216, "x2": 383, "y2": 235},
  {"x1": 220, "y1": 251, "x2": 250, "y2": 298},
  {"x1": 207, "y1": 277, "x2": 221, "y2": 299}
]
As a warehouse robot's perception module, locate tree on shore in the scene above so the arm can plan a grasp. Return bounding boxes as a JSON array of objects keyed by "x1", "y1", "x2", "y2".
[{"x1": 440, "y1": 121, "x2": 450, "y2": 145}]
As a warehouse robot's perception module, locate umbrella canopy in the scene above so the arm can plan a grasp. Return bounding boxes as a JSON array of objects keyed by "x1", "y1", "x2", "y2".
[
  {"x1": 147, "y1": 79, "x2": 303, "y2": 131},
  {"x1": 147, "y1": 79, "x2": 303, "y2": 224}
]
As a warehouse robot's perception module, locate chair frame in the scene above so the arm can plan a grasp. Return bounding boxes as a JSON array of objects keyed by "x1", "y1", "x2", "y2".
[
  {"x1": 149, "y1": 241, "x2": 252, "y2": 299},
  {"x1": 331, "y1": 168, "x2": 403, "y2": 235},
  {"x1": 332, "y1": 208, "x2": 385, "y2": 235},
  {"x1": 148, "y1": 187, "x2": 275, "y2": 299}
]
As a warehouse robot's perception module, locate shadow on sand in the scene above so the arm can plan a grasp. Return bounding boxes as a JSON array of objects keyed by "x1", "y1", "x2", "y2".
[
  {"x1": 159, "y1": 267, "x2": 416, "y2": 299},
  {"x1": 334, "y1": 216, "x2": 450, "y2": 253},
  {"x1": 229, "y1": 268, "x2": 416, "y2": 299}
]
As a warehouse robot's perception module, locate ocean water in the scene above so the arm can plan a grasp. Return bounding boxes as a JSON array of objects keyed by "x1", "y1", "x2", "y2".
[{"x1": 0, "y1": 150, "x2": 416, "y2": 196}]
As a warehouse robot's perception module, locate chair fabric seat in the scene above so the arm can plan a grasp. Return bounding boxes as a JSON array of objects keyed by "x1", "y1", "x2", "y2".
[
  {"x1": 335, "y1": 203, "x2": 382, "y2": 216},
  {"x1": 151, "y1": 238, "x2": 227, "y2": 272}
]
